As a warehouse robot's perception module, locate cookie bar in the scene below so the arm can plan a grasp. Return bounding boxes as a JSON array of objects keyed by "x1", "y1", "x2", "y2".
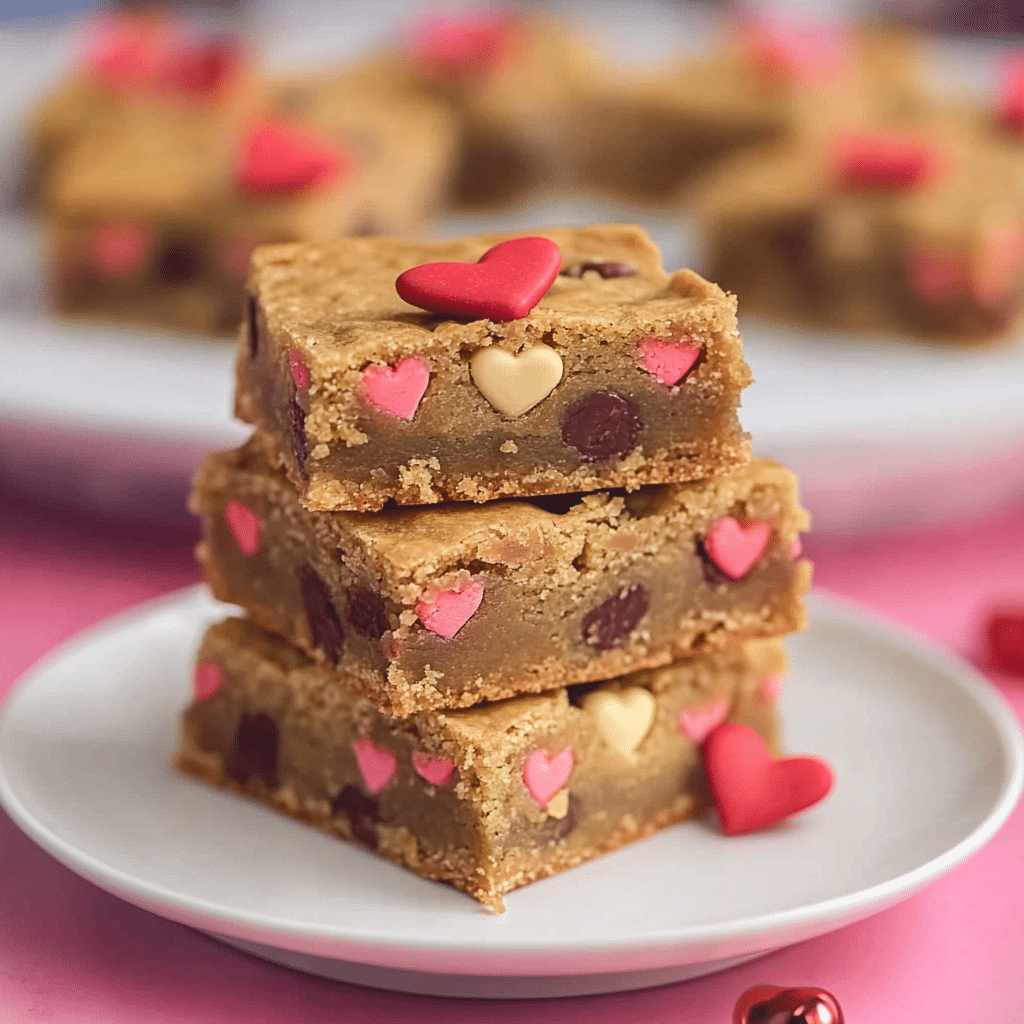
[
  {"x1": 191, "y1": 441, "x2": 809, "y2": 714},
  {"x1": 580, "y1": 21, "x2": 919, "y2": 207},
  {"x1": 43, "y1": 84, "x2": 455, "y2": 336},
  {"x1": 347, "y1": 8, "x2": 600, "y2": 208},
  {"x1": 696, "y1": 110, "x2": 1024, "y2": 344},
  {"x1": 265, "y1": 72, "x2": 457, "y2": 240},
  {"x1": 237, "y1": 224, "x2": 753, "y2": 510},
  {"x1": 178, "y1": 616, "x2": 786, "y2": 912},
  {"x1": 30, "y1": 12, "x2": 253, "y2": 204}
]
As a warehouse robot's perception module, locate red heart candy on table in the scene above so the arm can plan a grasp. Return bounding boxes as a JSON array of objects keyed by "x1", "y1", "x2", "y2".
[
  {"x1": 395, "y1": 237, "x2": 562, "y2": 321},
  {"x1": 704, "y1": 723, "x2": 834, "y2": 836},
  {"x1": 986, "y1": 607, "x2": 1024, "y2": 675},
  {"x1": 734, "y1": 984, "x2": 844, "y2": 1024},
  {"x1": 235, "y1": 118, "x2": 350, "y2": 196}
]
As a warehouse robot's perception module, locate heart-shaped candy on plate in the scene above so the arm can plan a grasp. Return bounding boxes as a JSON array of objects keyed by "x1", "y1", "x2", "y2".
[{"x1": 704, "y1": 722, "x2": 834, "y2": 836}]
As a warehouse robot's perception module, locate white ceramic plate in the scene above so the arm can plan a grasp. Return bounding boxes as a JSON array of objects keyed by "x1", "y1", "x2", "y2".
[{"x1": 0, "y1": 587, "x2": 1020, "y2": 999}]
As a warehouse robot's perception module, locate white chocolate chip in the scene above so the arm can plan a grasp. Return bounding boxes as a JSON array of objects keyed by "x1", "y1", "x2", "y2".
[
  {"x1": 470, "y1": 344, "x2": 564, "y2": 417},
  {"x1": 545, "y1": 789, "x2": 570, "y2": 819},
  {"x1": 582, "y1": 687, "x2": 656, "y2": 760}
]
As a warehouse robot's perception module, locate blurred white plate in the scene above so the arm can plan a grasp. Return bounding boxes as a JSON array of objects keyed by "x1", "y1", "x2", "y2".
[
  {"x1": 0, "y1": 587, "x2": 1021, "y2": 998},
  {"x1": 3, "y1": 12, "x2": 1024, "y2": 531}
]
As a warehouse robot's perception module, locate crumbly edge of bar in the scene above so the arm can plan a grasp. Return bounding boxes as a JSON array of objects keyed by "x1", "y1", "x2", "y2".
[
  {"x1": 177, "y1": 740, "x2": 704, "y2": 914},
  {"x1": 292, "y1": 434, "x2": 754, "y2": 511}
]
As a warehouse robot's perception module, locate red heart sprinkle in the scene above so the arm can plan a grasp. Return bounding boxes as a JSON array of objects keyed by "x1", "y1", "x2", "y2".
[
  {"x1": 235, "y1": 118, "x2": 350, "y2": 197},
  {"x1": 986, "y1": 607, "x2": 1024, "y2": 675},
  {"x1": 407, "y1": 12, "x2": 513, "y2": 80},
  {"x1": 396, "y1": 237, "x2": 562, "y2": 321},
  {"x1": 157, "y1": 37, "x2": 241, "y2": 97},
  {"x1": 83, "y1": 16, "x2": 172, "y2": 90},
  {"x1": 741, "y1": 19, "x2": 850, "y2": 86},
  {"x1": 704, "y1": 722, "x2": 834, "y2": 836},
  {"x1": 831, "y1": 130, "x2": 943, "y2": 190},
  {"x1": 734, "y1": 984, "x2": 845, "y2": 1024},
  {"x1": 998, "y1": 56, "x2": 1024, "y2": 133}
]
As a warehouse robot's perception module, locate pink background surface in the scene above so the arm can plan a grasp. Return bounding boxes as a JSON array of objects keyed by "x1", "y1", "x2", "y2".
[{"x1": 2, "y1": 490, "x2": 1023, "y2": 1023}]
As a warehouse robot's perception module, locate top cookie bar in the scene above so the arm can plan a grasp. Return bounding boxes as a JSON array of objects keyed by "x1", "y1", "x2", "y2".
[{"x1": 237, "y1": 224, "x2": 753, "y2": 511}]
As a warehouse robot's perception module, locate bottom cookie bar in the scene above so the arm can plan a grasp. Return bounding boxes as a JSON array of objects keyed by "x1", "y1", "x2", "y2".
[{"x1": 178, "y1": 617, "x2": 785, "y2": 911}]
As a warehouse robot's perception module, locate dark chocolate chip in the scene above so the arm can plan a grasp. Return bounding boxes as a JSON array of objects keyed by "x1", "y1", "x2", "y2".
[
  {"x1": 565, "y1": 680, "x2": 604, "y2": 707},
  {"x1": 546, "y1": 793, "x2": 580, "y2": 842},
  {"x1": 581, "y1": 584, "x2": 650, "y2": 650},
  {"x1": 331, "y1": 785, "x2": 380, "y2": 848},
  {"x1": 246, "y1": 292, "x2": 258, "y2": 358},
  {"x1": 695, "y1": 538, "x2": 730, "y2": 587},
  {"x1": 351, "y1": 217, "x2": 381, "y2": 238},
  {"x1": 768, "y1": 214, "x2": 822, "y2": 303},
  {"x1": 225, "y1": 712, "x2": 279, "y2": 789},
  {"x1": 155, "y1": 239, "x2": 203, "y2": 285},
  {"x1": 298, "y1": 564, "x2": 344, "y2": 662},
  {"x1": 347, "y1": 587, "x2": 389, "y2": 640},
  {"x1": 561, "y1": 391, "x2": 642, "y2": 461},
  {"x1": 561, "y1": 261, "x2": 638, "y2": 279},
  {"x1": 287, "y1": 397, "x2": 308, "y2": 475}
]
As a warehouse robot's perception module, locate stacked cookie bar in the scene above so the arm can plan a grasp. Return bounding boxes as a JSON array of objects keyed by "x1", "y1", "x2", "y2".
[{"x1": 179, "y1": 224, "x2": 822, "y2": 911}]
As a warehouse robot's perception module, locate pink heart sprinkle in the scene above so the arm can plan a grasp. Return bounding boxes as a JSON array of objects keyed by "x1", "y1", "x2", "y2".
[
  {"x1": 908, "y1": 248, "x2": 968, "y2": 303},
  {"x1": 761, "y1": 675, "x2": 784, "y2": 702},
  {"x1": 743, "y1": 20, "x2": 850, "y2": 86},
  {"x1": 412, "y1": 750, "x2": 455, "y2": 787},
  {"x1": 361, "y1": 356, "x2": 430, "y2": 420},
  {"x1": 224, "y1": 499, "x2": 260, "y2": 555},
  {"x1": 407, "y1": 12, "x2": 513, "y2": 81},
  {"x1": 704, "y1": 516, "x2": 772, "y2": 580},
  {"x1": 288, "y1": 348, "x2": 310, "y2": 392},
  {"x1": 678, "y1": 697, "x2": 729, "y2": 744},
  {"x1": 638, "y1": 335, "x2": 702, "y2": 386},
  {"x1": 89, "y1": 222, "x2": 151, "y2": 277},
  {"x1": 353, "y1": 737, "x2": 397, "y2": 794},
  {"x1": 523, "y1": 746, "x2": 574, "y2": 806},
  {"x1": 193, "y1": 661, "x2": 222, "y2": 701},
  {"x1": 416, "y1": 581, "x2": 484, "y2": 639}
]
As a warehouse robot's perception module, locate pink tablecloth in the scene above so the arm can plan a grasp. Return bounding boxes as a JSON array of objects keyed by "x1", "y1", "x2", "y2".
[{"x1": 2, "y1": 490, "x2": 1023, "y2": 1023}]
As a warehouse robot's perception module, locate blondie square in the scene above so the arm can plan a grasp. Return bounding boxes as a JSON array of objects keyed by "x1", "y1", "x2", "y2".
[
  {"x1": 178, "y1": 616, "x2": 786, "y2": 911},
  {"x1": 237, "y1": 224, "x2": 753, "y2": 510},
  {"x1": 30, "y1": 11, "x2": 253, "y2": 203},
  {"x1": 191, "y1": 442, "x2": 809, "y2": 714},
  {"x1": 43, "y1": 83, "x2": 455, "y2": 335},
  {"x1": 347, "y1": 8, "x2": 601, "y2": 208},
  {"x1": 696, "y1": 109, "x2": 1024, "y2": 344},
  {"x1": 580, "y1": 22, "x2": 919, "y2": 207}
]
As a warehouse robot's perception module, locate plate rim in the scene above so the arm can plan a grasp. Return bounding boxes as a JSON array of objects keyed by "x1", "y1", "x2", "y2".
[{"x1": 1, "y1": 585, "x2": 1022, "y2": 968}]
